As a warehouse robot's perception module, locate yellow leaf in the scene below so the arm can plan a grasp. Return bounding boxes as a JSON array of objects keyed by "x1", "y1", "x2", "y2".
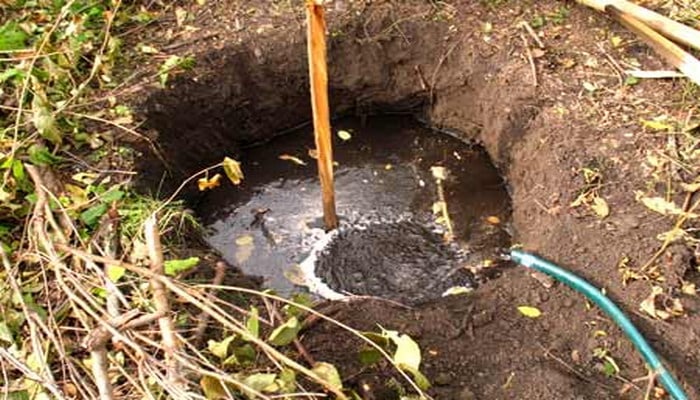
[
  {"x1": 486, "y1": 215, "x2": 501, "y2": 225},
  {"x1": 656, "y1": 228, "x2": 686, "y2": 242},
  {"x1": 680, "y1": 181, "x2": 700, "y2": 192},
  {"x1": 222, "y1": 157, "x2": 244, "y2": 185},
  {"x1": 200, "y1": 376, "x2": 227, "y2": 399},
  {"x1": 235, "y1": 235, "x2": 254, "y2": 246},
  {"x1": 610, "y1": 35, "x2": 623, "y2": 47},
  {"x1": 681, "y1": 282, "x2": 696, "y2": 296},
  {"x1": 337, "y1": 130, "x2": 352, "y2": 141},
  {"x1": 640, "y1": 118, "x2": 674, "y2": 131},
  {"x1": 637, "y1": 194, "x2": 695, "y2": 217},
  {"x1": 570, "y1": 192, "x2": 588, "y2": 208},
  {"x1": 442, "y1": 286, "x2": 472, "y2": 296},
  {"x1": 197, "y1": 174, "x2": 222, "y2": 191},
  {"x1": 431, "y1": 166, "x2": 447, "y2": 180},
  {"x1": 590, "y1": 196, "x2": 610, "y2": 218},
  {"x1": 284, "y1": 265, "x2": 307, "y2": 286},
  {"x1": 517, "y1": 306, "x2": 542, "y2": 318},
  {"x1": 384, "y1": 164, "x2": 393, "y2": 170},
  {"x1": 279, "y1": 154, "x2": 307, "y2": 166}
]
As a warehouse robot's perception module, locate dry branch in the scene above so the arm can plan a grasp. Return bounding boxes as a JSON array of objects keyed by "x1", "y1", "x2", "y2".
[
  {"x1": 191, "y1": 260, "x2": 227, "y2": 346},
  {"x1": 144, "y1": 214, "x2": 186, "y2": 390}
]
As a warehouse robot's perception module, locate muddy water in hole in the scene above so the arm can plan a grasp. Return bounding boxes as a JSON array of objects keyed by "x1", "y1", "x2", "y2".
[{"x1": 199, "y1": 116, "x2": 511, "y2": 300}]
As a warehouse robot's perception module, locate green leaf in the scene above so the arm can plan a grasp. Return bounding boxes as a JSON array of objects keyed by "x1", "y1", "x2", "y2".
[
  {"x1": 31, "y1": 93, "x2": 61, "y2": 145},
  {"x1": 0, "y1": 321, "x2": 14, "y2": 344},
  {"x1": 0, "y1": 23, "x2": 28, "y2": 51},
  {"x1": 362, "y1": 331, "x2": 390, "y2": 347},
  {"x1": 268, "y1": 316, "x2": 301, "y2": 346},
  {"x1": 517, "y1": 306, "x2": 542, "y2": 318},
  {"x1": 401, "y1": 365, "x2": 431, "y2": 390},
  {"x1": 312, "y1": 362, "x2": 343, "y2": 390},
  {"x1": 164, "y1": 257, "x2": 199, "y2": 276},
  {"x1": 207, "y1": 335, "x2": 236, "y2": 360},
  {"x1": 383, "y1": 329, "x2": 421, "y2": 370},
  {"x1": 624, "y1": 76, "x2": 639, "y2": 86},
  {"x1": 158, "y1": 55, "x2": 195, "y2": 87},
  {"x1": 243, "y1": 373, "x2": 278, "y2": 393},
  {"x1": 282, "y1": 293, "x2": 313, "y2": 318},
  {"x1": 106, "y1": 265, "x2": 125, "y2": 283},
  {"x1": 28, "y1": 145, "x2": 60, "y2": 165},
  {"x1": 0, "y1": 68, "x2": 24, "y2": 84},
  {"x1": 5, "y1": 391, "x2": 30, "y2": 400},
  {"x1": 358, "y1": 347, "x2": 382, "y2": 366},
  {"x1": 232, "y1": 343, "x2": 257, "y2": 364},
  {"x1": 11, "y1": 160, "x2": 25, "y2": 181},
  {"x1": 276, "y1": 369, "x2": 297, "y2": 393},
  {"x1": 245, "y1": 307, "x2": 259, "y2": 339},
  {"x1": 80, "y1": 203, "x2": 108, "y2": 226},
  {"x1": 100, "y1": 189, "x2": 124, "y2": 203}
]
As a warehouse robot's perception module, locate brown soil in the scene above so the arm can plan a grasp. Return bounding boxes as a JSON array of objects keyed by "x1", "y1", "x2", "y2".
[{"x1": 131, "y1": 0, "x2": 699, "y2": 398}]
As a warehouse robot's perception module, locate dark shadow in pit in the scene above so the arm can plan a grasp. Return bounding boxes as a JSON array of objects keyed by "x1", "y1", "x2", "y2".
[{"x1": 135, "y1": 9, "x2": 540, "y2": 200}]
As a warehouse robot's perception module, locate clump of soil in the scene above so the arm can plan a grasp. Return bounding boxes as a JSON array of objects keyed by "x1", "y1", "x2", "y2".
[{"x1": 134, "y1": 0, "x2": 700, "y2": 398}]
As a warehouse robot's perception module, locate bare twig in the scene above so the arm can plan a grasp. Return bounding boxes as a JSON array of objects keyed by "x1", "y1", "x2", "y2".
[
  {"x1": 144, "y1": 214, "x2": 185, "y2": 390},
  {"x1": 520, "y1": 21, "x2": 545, "y2": 49},
  {"x1": 192, "y1": 260, "x2": 227, "y2": 346},
  {"x1": 520, "y1": 32, "x2": 538, "y2": 87},
  {"x1": 429, "y1": 32, "x2": 469, "y2": 104}
]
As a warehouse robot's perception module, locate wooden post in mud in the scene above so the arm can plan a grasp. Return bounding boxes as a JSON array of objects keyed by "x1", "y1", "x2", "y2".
[{"x1": 306, "y1": 0, "x2": 338, "y2": 230}]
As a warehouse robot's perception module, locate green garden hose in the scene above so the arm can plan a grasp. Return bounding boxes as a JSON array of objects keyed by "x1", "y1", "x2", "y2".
[{"x1": 510, "y1": 249, "x2": 689, "y2": 400}]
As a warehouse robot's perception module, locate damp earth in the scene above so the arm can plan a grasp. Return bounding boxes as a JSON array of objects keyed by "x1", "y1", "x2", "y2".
[{"x1": 198, "y1": 116, "x2": 511, "y2": 303}]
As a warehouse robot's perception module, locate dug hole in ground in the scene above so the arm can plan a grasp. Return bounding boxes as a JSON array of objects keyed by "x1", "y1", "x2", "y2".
[{"x1": 133, "y1": 1, "x2": 699, "y2": 398}]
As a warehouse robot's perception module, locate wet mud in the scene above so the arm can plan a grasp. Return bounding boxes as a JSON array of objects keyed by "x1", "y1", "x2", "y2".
[{"x1": 199, "y1": 115, "x2": 511, "y2": 302}]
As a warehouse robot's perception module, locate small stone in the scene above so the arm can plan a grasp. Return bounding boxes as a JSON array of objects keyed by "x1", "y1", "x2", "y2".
[
  {"x1": 538, "y1": 292, "x2": 550, "y2": 303},
  {"x1": 619, "y1": 215, "x2": 640, "y2": 230},
  {"x1": 434, "y1": 372, "x2": 452, "y2": 386},
  {"x1": 563, "y1": 298, "x2": 574, "y2": 308},
  {"x1": 458, "y1": 387, "x2": 478, "y2": 400}
]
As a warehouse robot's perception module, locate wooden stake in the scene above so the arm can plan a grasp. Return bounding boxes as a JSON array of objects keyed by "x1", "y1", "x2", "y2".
[
  {"x1": 306, "y1": 0, "x2": 338, "y2": 230},
  {"x1": 606, "y1": 5, "x2": 700, "y2": 86},
  {"x1": 577, "y1": 0, "x2": 700, "y2": 52}
]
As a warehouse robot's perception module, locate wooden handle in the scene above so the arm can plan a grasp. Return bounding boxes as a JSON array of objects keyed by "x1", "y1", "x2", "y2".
[
  {"x1": 578, "y1": 0, "x2": 700, "y2": 51},
  {"x1": 606, "y1": 5, "x2": 700, "y2": 86}
]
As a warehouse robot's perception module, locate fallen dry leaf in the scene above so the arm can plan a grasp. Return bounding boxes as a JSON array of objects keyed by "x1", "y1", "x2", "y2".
[
  {"x1": 591, "y1": 196, "x2": 610, "y2": 218},
  {"x1": 279, "y1": 154, "x2": 307, "y2": 166},
  {"x1": 486, "y1": 215, "x2": 501, "y2": 225},
  {"x1": 337, "y1": 130, "x2": 352, "y2": 141},
  {"x1": 517, "y1": 306, "x2": 542, "y2": 318},
  {"x1": 197, "y1": 174, "x2": 222, "y2": 191},
  {"x1": 639, "y1": 286, "x2": 684, "y2": 320}
]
